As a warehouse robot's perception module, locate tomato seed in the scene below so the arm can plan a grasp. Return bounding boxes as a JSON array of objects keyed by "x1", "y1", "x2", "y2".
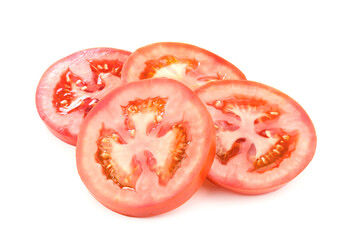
[
  {"x1": 139, "y1": 55, "x2": 198, "y2": 79},
  {"x1": 253, "y1": 134, "x2": 295, "y2": 172}
]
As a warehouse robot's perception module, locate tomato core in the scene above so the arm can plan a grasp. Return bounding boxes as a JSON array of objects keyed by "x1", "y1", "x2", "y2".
[
  {"x1": 139, "y1": 55, "x2": 199, "y2": 80},
  {"x1": 94, "y1": 97, "x2": 190, "y2": 190},
  {"x1": 208, "y1": 96, "x2": 299, "y2": 173}
]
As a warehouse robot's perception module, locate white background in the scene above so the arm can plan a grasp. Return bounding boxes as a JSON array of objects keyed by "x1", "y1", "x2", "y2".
[{"x1": 1, "y1": 0, "x2": 350, "y2": 239}]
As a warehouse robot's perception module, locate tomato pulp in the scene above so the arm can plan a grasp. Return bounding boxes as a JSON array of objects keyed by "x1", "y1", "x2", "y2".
[
  {"x1": 36, "y1": 48, "x2": 131, "y2": 145},
  {"x1": 76, "y1": 78, "x2": 215, "y2": 217},
  {"x1": 195, "y1": 80, "x2": 317, "y2": 194},
  {"x1": 121, "y1": 42, "x2": 246, "y2": 90}
]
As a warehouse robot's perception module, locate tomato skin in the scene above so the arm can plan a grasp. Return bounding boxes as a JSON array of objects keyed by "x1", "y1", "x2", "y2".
[
  {"x1": 195, "y1": 80, "x2": 317, "y2": 195},
  {"x1": 35, "y1": 48, "x2": 131, "y2": 146},
  {"x1": 80, "y1": 147, "x2": 216, "y2": 217},
  {"x1": 45, "y1": 121, "x2": 77, "y2": 145},
  {"x1": 87, "y1": 154, "x2": 215, "y2": 217},
  {"x1": 211, "y1": 178, "x2": 287, "y2": 195},
  {"x1": 121, "y1": 42, "x2": 246, "y2": 90},
  {"x1": 76, "y1": 78, "x2": 216, "y2": 217}
]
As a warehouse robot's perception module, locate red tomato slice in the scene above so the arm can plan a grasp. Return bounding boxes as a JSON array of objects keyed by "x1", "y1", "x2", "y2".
[
  {"x1": 195, "y1": 80, "x2": 317, "y2": 195},
  {"x1": 36, "y1": 48, "x2": 131, "y2": 145},
  {"x1": 121, "y1": 42, "x2": 246, "y2": 90},
  {"x1": 76, "y1": 78, "x2": 215, "y2": 217}
]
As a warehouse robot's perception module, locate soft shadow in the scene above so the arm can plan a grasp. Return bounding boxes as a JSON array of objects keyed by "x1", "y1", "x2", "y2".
[
  {"x1": 199, "y1": 179, "x2": 243, "y2": 196},
  {"x1": 195, "y1": 178, "x2": 282, "y2": 203}
]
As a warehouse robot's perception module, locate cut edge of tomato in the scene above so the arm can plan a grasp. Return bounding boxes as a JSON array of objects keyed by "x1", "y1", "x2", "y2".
[
  {"x1": 208, "y1": 147, "x2": 316, "y2": 195},
  {"x1": 38, "y1": 47, "x2": 132, "y2": 78},
  {"x1": 86, "y1": 139, "x2": 215, "y2": 217},
  {"x1": 121, "y1": 42, "x2": 247, "y2": 82},
  {"x1": 47, "y1": 121, "x2": 77, "y2": 145}
]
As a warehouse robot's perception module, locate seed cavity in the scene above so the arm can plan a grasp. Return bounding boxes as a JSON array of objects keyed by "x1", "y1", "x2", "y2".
[
  {"x1": 95, "y1": 126, "x2": 140, "y2": 190},
  {"x1": 53, "y1": 69, "x2": 99, "y2": 116},
  {"x1": 252, "y1": 134, "x2": 296, "y2": 172},
  {"x1": 122, "y1": 97, "x2": 167, "y2": 133},
  {"x1": 216, "y1": 138, "x2": 246, "y2": 165},
  {"x1": 254, "y1": 109, "x2": 281, "y2": 124},
  {"x1": 148, "y1": 124, "x2": 189, "y2": 185},
  {"x1": 208, "y1": 95, "x2": 297, "y2": 173},
  {"x1": 122, "y1": 97, "x2": 167, "y2": 116},
  {"x1": 89, "y1": 59, "x2": 123, "y2": 77},
  {"x1": 53, "y1": 58, "x2": 125, "y2": 116},
  {"x1": 139, "y1": 55, "x2": 199, "y2": 80}
]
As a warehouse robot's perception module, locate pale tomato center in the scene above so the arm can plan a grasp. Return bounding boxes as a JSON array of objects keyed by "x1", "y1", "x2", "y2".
[
  {"x1": 208, "y1": 97, "x2": 298, "y2": 173},
  {"x1": 138, "y1": 55, "x2": 231, "y2": 89},
  {"x1": 139, "y1": 55, "x2": 198, "y2": 80},
  {"x1": 95, "y1": 97, "x2": 189, "y2": 189}
]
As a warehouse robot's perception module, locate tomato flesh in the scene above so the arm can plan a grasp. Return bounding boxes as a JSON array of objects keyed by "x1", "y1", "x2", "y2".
[
  {"x1": 139, "y1": 55, "x2": 199, "y2": 80},
  {"x1": 36, "y1": 48, "x2": 131, "y2": 145},
  {"x1": 76, "y1": 78, "x2": 215, "y2": 217},
  {"x1": 121, "y1": 42, "x2": 246, "y2": 90},
  {"x1": 195, "y1": 80, "x2": 317, "y2": 194},
  {"x1": 94, "y1": 97, "x2": 189, "y2": 189}
]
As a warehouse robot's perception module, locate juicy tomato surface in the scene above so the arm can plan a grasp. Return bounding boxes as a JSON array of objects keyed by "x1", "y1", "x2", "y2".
[
  {"x1": 76, "y1": 78, "x2": 215, "y2": 217},
  {"x1": 121, "y1": 42, "x2": 246, "y2": 90},
  {"x1": 195, "y1": 80, "x2": 317, "y2": 195},
  {"x1": 36, "y1": 48, "x2": 131, "y2": 145}
]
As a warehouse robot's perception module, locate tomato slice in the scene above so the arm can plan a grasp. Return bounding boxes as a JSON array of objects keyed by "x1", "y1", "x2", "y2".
[
  {"x1": 121, "y1": 42, "x2": 246, "y2": 89},
  {"x1": 36, "y1": 48, "x2": 131, "y2": 145},
  {"x1": 195, "y1": 80, "x2": 317, "y2": 195},
  {"x1": 76, "y1": 78, "x2": 215, "y2": 217}
]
